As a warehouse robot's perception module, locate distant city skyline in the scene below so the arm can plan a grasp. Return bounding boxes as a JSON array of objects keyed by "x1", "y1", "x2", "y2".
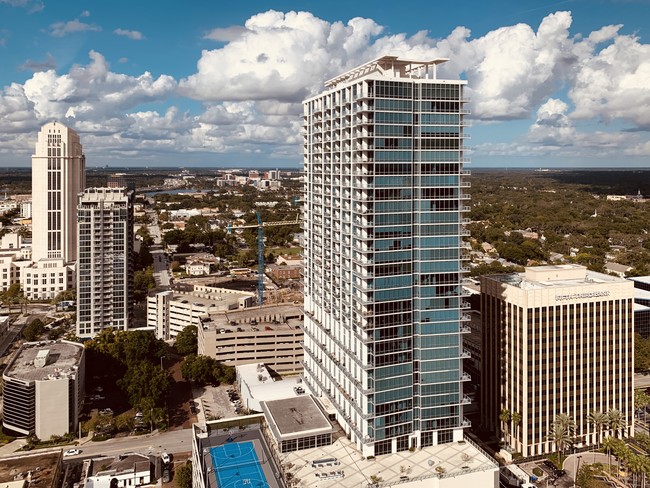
[{"x1": 0, "y1": 0, "x2": 648, "y2": 168}]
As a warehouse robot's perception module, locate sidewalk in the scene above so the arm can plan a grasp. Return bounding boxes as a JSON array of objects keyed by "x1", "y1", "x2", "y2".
[{"x1": 0, "y1": 431, "x2": 94, "y2": 459}]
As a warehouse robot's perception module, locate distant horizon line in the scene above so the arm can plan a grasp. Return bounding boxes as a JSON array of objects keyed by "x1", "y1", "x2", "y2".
[{"x1": 2, "y1": 166, "x2": 650, "y2": 172}]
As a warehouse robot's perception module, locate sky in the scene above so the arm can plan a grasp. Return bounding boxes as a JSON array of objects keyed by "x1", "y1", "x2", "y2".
[{"x1": 0, "y1": 0, "x2": 648, "y2": 169}]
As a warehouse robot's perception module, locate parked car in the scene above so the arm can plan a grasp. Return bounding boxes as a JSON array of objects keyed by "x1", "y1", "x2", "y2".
[
  {"x1": 161, "y1": 452, "x2": 171, "y2": 464},
  {"x1": 162, "y1": 468, "x2": 171, "y2": 483},
  {"x1": 63, "y1": 449, "x2": 81, "y2": 456}
]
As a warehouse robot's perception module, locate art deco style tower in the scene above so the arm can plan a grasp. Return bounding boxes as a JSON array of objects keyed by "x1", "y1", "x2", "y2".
[
  {"x1": 31, "y1": 122, "x2": 85, "y2": 263},
  {"x1": 76, "y1": 187, "x2": 134, "y2": 339},
  {"x1": 22, "y1": 122, "x2": 85, "y2": 300},
  {"x1": 302, "y1": 56, "x2": 471, "y2": 457}
]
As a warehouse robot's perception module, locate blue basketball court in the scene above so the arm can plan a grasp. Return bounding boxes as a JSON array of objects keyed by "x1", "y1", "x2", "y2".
[{"x1": 210, "y1": 441, "x2": 270, "y2": 488}]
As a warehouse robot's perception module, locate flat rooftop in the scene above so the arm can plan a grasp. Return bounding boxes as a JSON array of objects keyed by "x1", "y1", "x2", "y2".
[
  {"x1": 0, "y1": 451, "x2": 61, "y2": 487},
  {"x1": 490, "y1": 264, "x2": 627, "y2": 290},
  {"x1": 169, "y1": 291, "x2": 243, "y2": 310},
  {"x1": 281, "y1": 435, "x2": 497, "y2": 487},
  {"x1": 4, "y1": 340, "x2": 83, "y2": 382},
  {"x1": 629, "y1": 276, "x2": 650, "y2": 285},
  {"x1": 262, "y1": 396, "x2": 334, "y2": 440},
  {"x1": 206, "y1": 304, "x2": 303, "y2": 332},
  {"x1": 89, "y1": 454, "x2": 150, "y2": 477}
]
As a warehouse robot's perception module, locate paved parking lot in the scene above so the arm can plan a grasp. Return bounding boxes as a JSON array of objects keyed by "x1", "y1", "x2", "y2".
[{"x1": 193, "y1": 384, "x2": 241, "y2": 422}]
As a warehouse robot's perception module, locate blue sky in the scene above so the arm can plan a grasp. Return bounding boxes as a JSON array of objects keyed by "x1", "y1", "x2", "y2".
[{"x1": 0, "y1": 0, "x2": 648, "y2": 168}]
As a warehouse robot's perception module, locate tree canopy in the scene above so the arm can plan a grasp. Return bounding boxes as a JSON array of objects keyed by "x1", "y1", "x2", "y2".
[
  {"x1": 85, "y1": 329, "x2": 171, "y2": 409},
  {"x1": 174, "y1": 325, "x2": 198, "y2": 356},
  {"x1": 180, "y1": 354, "x2": 235, "y2": 386}
]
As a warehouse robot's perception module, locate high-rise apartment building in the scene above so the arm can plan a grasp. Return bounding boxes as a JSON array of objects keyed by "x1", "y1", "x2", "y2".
[
  {"x1": 481, "y1": 265, "x2": 634, "y2": 458},
  {"x1": 302, "y1": 56, "x2": 471, "y2": 457},
  {"x1": 22, "y1": 122, "x2": 85, "y2": 300},
  {"x1": 76, "y1": 187, "x2": 134, "y2": 339}
]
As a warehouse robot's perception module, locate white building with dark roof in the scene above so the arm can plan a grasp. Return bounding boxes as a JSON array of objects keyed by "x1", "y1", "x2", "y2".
[{"x1": 2, "y1": 340, "x2": 85, "y2": 439}]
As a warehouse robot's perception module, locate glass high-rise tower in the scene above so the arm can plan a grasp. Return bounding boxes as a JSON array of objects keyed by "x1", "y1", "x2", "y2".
[{"x1": 302, "y1": 56, "x2": 471, "y2": 457}]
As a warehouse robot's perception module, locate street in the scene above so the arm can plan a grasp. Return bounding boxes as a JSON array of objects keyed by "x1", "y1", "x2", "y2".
[{"x1": 0, "y1": 428, "x2": 193, "y2": 461}]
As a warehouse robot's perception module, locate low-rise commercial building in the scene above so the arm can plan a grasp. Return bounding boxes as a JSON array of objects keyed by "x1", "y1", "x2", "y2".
[
  {"x1": 82, "y1": 454, "x2": 153, "y2": 488},
  {"x1": 2, "y1": 340, "x2": 85, "y2": 439},
  {"x1": 0, "y1": 451, "x2": 63, "y2": 488}
]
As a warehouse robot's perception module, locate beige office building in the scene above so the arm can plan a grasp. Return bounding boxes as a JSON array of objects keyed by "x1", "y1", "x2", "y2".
[
  {"x1": 481, "y1": 265, "x2": 634, "y2": 457},
  {"x1": 31, "y1": 122, "x2": 85, "y2": 263},
  {"x1": 2, "y1": 340, "x2": 85, "y2": 439},
  {"x1": 23, "y1": 122, "x2": 85, "y2": 300}
]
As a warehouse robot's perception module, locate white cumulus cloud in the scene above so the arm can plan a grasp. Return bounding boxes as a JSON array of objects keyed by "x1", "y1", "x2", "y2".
[
  {"x1": 114, "y1": 28, "x2": 145, "y2": 40},
  {"x1": 180, "y1": 10, "x2": 384, "y2": 102},
  {"x1": 50, "y1": 18, "x2": 101, "y2": 37}
]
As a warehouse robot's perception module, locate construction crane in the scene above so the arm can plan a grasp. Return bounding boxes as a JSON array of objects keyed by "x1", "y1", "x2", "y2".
[{"x1": 227, "y1": 211, "x2": 301, "y2": 306}]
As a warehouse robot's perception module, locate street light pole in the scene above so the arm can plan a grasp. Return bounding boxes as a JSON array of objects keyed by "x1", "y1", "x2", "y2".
[{"x1": 574, "y1": 455, "x2": 582, "y2": 488}]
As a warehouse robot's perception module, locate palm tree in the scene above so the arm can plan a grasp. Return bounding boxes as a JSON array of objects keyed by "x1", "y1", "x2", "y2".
[
  {"x1": 587, "y1": 411, "x2": 608, "y2": 449},
  {"x1": 628, "y1": 453, "x2": 645, "y2": 488},
  {"x1": 500, "y1": 408, "x2": 511, "y2": 443},
  {"x1": 548, "y1": 414, "x2": 576, "y2": 463},
  {"x1": 612, "y1": 439, "x2": 631, "y2": 481},
  {"x1": 602, "y1": 436, "x2": 615, "y2": 474},
  {"x1": 511, "y1": 411, "x2": 522, "y2": 446},
  {"x1": 607, "y1": 408, "x2": 624, "y2": 438},
  {"x1": 635, "y1": 390, "x2": 650, "y2": 424}
]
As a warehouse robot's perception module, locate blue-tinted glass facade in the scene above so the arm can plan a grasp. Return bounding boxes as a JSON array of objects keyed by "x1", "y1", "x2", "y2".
[{"x1": 302, "y1": 57, "x2": 470, "y2": 457}]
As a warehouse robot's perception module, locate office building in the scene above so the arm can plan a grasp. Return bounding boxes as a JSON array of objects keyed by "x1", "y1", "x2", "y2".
[
  {"x1": 2, "y1": 340, "x2": 85, "y2": 439},
  {"x1": 302, "y1": 56, "x2": 471, "y2": 457},
  {"x1": 76, "y1": 187, "x2": 134, "y2": 339},
  {"x1": 31, "y1": 122, "x2": 85, "y2": 263},
  {"x1": 22, "y1": 122, "x2": 85, "y2": 300},
  {"x1": 481, "y1": 265, "x2": 634, "y2": 457}
]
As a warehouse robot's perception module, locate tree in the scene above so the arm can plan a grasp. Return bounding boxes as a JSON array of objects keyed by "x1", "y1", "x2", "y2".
[
  {"x1": 499, "y1": 409, "x2": 511, "y2": 443},
  {"x1": 627, "y1": 453, "x2": 648, "y2": 488},
  {"x1": 133, "y1": 266, "x2": 156, "y2": 301},
  {"x1": 181, "y1": 354, "x2": 216, "y2": 385},
  {"x1": 636, "y1": 333, "x2": 650, "y2": 373},
  {"x1": 23, "y1": 318, "x2": 45, "y2": 341},
  {"x1": 118, "y1": 360, "x2": 171, "y2": 407},
  {"x1": 575, "y1": 464, "x2": 598, "y2": 488},
  {"x1": 176, "y1": 462, "x2": 192, "y2": 488},
  {"x1": 635, "y1": 389, "x2": 650, "y2": 423},
  {"x1": 175, "y1": 325, "x2": 198, "y2": 356},
  {"x1": 1, "y1": 283, "x2": 24, "y2": 313},
  {"x1": 180, "y1": 354, "x2": 235, "y2": 386},
  {"x1": 510, "y1": 411, "x2": 522, "y2": 446},
  {"x1": 602, "y1": 436, "x2": 616, "y2": 474},
  {"x1": 607, "y1": 408, "x2": 624, "y2": 438},
  {"x1": 587, "y1": 411, "x2": 608, "y2": 449},
  {"x1": 548, "y1": 414, "x2": 576, "y2": 463}
]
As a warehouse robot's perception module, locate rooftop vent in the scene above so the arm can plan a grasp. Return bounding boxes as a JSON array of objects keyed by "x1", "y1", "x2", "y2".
[{"x1": 34, "y1": 349, "x2": 50, "y2": 368}]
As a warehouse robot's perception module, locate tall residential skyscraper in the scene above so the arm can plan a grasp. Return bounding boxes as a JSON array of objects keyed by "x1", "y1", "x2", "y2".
[
  {"x1": 76, "y1": 187, "x2": 134, "y2": 339},
  {"x1": 22, "y1": 122, "x2": 85, "y2": 300},
  {"x1": 481, "y1": 265, "x2": 634, "y2": 458},
  {"x1": 31, "y1": 122, "x2": 85, "y2": 263},
  {"x1": 302, "y1": 56, "x2": 471, "y2": 457}
]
